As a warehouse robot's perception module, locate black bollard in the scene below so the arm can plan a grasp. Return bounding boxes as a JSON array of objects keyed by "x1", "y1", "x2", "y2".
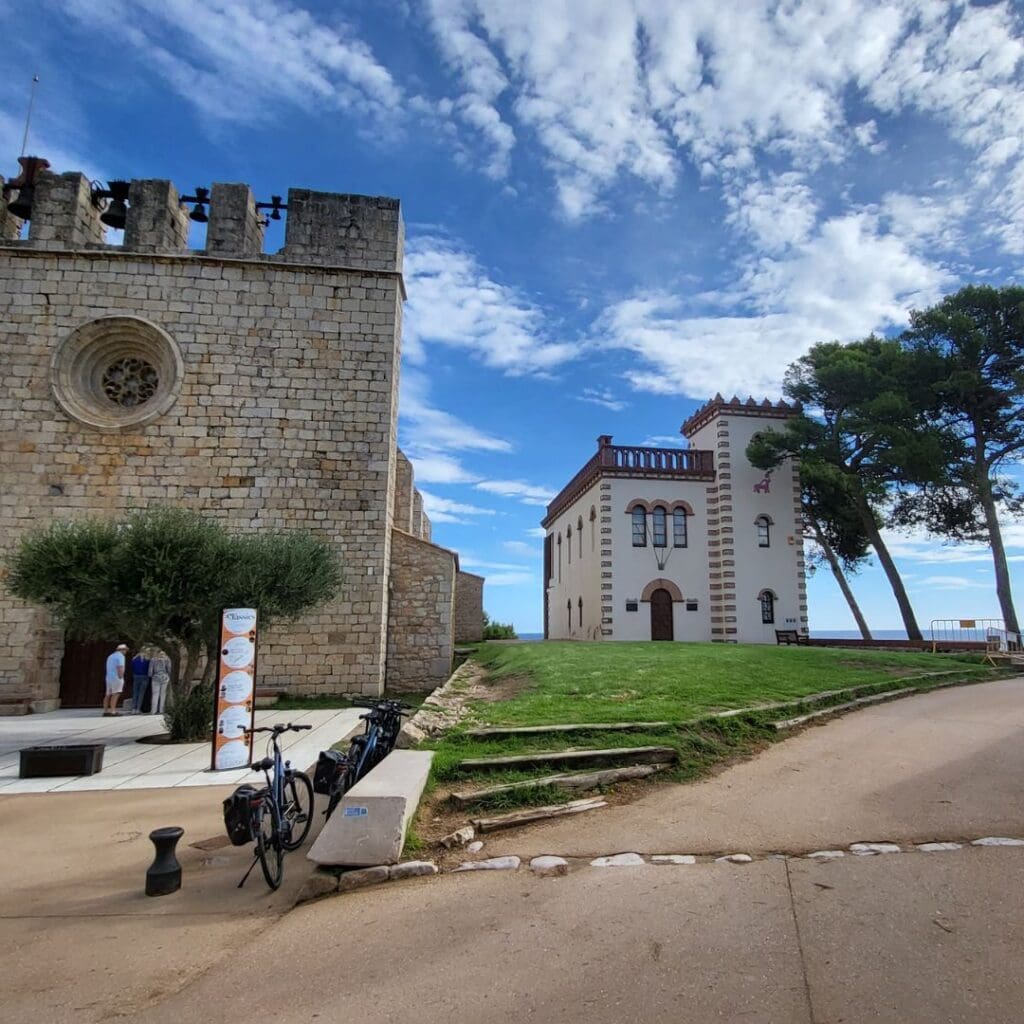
[{"x1": 146, "y1": 826, "x2": 184, "y2": 896}]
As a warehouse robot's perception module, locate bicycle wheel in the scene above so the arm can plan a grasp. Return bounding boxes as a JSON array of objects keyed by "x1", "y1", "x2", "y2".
[
  {"x1": 346, "y1": 735, "x2": 369, "y2": 787},
  {"x1": 255, "y1": 798, "x2": 284, "y2": 890},
  {"x1": 280, "y1": 770, "x2": 314, "y2": 851}
]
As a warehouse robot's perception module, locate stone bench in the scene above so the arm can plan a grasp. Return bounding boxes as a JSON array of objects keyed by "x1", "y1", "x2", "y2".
[{"x1": 307, "y1": 750, "x2": 433, "y2": 868}]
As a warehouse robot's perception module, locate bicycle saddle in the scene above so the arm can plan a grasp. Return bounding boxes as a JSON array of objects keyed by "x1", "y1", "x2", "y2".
[{"x1": 251, "y1": 757, "x2": 274, "y2": 772}]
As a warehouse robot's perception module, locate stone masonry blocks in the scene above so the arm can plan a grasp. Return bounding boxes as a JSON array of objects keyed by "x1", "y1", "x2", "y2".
[
  {"x1": 124, "y1": 180, "x2": 190, "y2": 253},
  {"x1": 206, "y1": 183, "x2": 265, "y2": 258},
  {"x1": 454, "y1": 572, "x2": 485, "y2": 643},
  {"x1": 27, "y1": 172, "x2": 105, "y2": 249},
  {"x1": 386, "y1": 530, "x2": 456, "y2": 693},
  {"x1": 0, "y1": 246, "x2": 403, "y2": 701},
  {"x1": 284, "y1": 190, "x2": 403, "y2": 272}
]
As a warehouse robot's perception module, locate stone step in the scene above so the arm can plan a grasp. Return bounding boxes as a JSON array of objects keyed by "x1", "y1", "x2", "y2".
[
  {"x1": 773, "y1": 688, "x2": 915, "y2": 731},
  {"x1": 465, "y1": 721, "x2": 671, "y2": 739},
  {"x1": 450, "y1": 762, "x2": 674, "y2": 806},
  {"x1": 456, "y1": 745, "x2": 678, "y2": 772}
]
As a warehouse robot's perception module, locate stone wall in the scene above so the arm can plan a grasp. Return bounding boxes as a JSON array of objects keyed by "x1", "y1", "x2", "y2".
[
  {"x1": 386, "y1": 530, "x2": 456, "y2": 692},
  {"x1": 0, "y1": 171, "x2": 404, "y2": 700},
  {"x1": 454, "y1": 572, "x2": 485, "y2": 643},
  {"x1": 394, "y1": 450, "x2": 414, "y2": 534}
]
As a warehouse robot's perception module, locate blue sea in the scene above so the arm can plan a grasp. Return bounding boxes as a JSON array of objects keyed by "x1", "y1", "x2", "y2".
[{"x1": 512, "y1": 629, "x2": 911, "y2": 641}]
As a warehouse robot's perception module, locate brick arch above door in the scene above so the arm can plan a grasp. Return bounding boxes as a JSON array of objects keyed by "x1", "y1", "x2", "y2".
[{"x1": 641, "y1": 578, "x2": 683, "y2": 602}]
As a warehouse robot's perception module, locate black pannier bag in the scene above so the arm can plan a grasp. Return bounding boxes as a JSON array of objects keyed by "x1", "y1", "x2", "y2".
[
  {"x1": 313, "y1": 749, "x2": 348, "y2": 795},
  {"x1": 223, "y1": 784, "x2": 261, "y2": 846}
]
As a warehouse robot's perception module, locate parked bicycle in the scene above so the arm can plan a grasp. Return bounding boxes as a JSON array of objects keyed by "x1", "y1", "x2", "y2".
[
  {"x1": 314, "y1": 698, "x2": 413, "y2": 819},
  {"x1": 222, "y1": 722, "x2": 314, "y2": 890}
]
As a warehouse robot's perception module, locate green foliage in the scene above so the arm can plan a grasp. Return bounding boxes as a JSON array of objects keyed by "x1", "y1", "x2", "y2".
[
  {"x1": 5, "y1": 508, "x2": 343, "y2": 715},
  {"x1": 164, "y1": 682, "x2": 215, "y2": 743},
  {"x1": 481, "y1": 611, "x2": 516, "y2": 640}
]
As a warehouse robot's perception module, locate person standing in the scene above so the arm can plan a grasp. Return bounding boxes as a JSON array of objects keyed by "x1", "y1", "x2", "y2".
[
  {"x1": 103, "y1": 643, "x2": 129, "y2": 716},
  {"x1": 131, "y1": 648, "x2": 151, "y2": 714},
  {"x1": 149, "y1": 648, "x2": 172, "y2": 715}
]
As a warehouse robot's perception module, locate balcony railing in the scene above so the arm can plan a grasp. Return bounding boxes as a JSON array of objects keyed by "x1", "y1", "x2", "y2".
[{"x1": 543, "y1": 443, "x2": 714, "y2": 526}]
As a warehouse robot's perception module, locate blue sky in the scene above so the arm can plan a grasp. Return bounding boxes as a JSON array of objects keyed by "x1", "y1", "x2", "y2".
[{"x1": 7, "y1": 0, "x2": 1024, "y2": 634}]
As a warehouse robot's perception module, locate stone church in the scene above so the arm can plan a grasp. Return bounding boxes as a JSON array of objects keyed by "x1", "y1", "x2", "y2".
[
  {"x1": 0, "y1": 162, "x2": 483, "y2": 711},
  {"x1": 542, "y1": 397, "x2": 807, "y2": 643}
]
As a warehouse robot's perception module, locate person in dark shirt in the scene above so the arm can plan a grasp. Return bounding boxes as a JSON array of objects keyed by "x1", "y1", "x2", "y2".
[{"x1": 131, "y1": 649, "x2": 151, "y2": 714}]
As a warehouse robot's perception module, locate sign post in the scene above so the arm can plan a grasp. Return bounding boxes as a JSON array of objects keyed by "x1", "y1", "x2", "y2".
[{"x1": 211, "y1": 608, "x2": 258, "y2": 771}]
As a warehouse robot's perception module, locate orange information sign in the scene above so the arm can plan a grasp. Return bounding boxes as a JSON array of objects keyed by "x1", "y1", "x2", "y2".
[{"x1": 211, "y1": 608, "x2": 258, "y2": 771}]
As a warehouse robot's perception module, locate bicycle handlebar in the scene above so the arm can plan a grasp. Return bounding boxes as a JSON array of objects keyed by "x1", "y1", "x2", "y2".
[
  {"x1": 247, "y1": 723, "x2": 313, "y2": 735},
  {"x1": 351, "y1": 699, "x2": 415, "y2": 713}
]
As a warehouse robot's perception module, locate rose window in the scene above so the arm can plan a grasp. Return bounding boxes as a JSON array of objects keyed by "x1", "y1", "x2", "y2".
[{"x1": 102, "y1": 357, "x2": 160, "y2": 407}]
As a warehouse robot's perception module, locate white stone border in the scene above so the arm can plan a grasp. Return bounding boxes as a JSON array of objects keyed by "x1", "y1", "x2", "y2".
[{"x1": 296, "y1": 833, "x2": 1024, "y2": 904}]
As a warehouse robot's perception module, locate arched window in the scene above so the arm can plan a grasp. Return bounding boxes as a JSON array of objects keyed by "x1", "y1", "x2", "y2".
[
  {"x1": 578, "y1": 596, "x2": 583, "y2": 626},
  {"x1": 577, "y1": 517, "x2": 583, "y2": 558},
  {"x1": 632, "y1": 507, "x2": 647, "y2": 547},
  {"x1": 567, "y1": 525, "x2": 573, "y2": 564},
  {"x1": 589, "y1": 506, "x2": 597, "y2": 551},
  {"x1": 557, "y1": 534, "x2": 562, "y2": 582},
  {"x1": 652, "y1": 506, "x2": 667, "y2": 547},
  {"x1": 673, "y1": 508, "x2": 688, "y2": 548},
  {"x1": 756, "y1": 515, "x2": 771, "y2": 548},
  {"x1": 759, "y1": 590, "x2": 775, "y2": 624},
  {"x1": 567, "y1": 599, "x2": 572, "y2": 631}
]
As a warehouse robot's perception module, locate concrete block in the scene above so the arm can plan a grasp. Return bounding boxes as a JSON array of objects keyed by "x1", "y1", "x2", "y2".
[{"x1": 307, "y1": 750, "x2": 433, "y2": 867}]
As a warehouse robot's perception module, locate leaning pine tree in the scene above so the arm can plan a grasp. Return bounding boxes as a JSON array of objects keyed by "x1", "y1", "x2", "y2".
[
  {"x1": 747, "y1": 337, "x2": 955, "y2": 643},
  {"x1": 5, "y1": 508, "x2": 343, "y2": 740},
  {"x1": 899, "y1": 285, "x2": 1024, "y2": 637}
]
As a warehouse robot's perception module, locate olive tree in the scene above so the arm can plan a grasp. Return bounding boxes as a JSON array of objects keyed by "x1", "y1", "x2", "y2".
[{"x1": 6, "y1": 508, "x2": 342, "y2": 737}]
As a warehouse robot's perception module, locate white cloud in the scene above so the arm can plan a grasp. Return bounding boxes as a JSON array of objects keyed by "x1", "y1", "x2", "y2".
[
  {"x1": 57, "y1": 0, "x2": 405, "y2": 125},
  {"x1": 526, "y1": 527, "x2": 547, "y2": 539},
  {"x1": 476, "y1": 479, "x2": 556, "y2": 506},
  {"x1": 404, "y1": 235, "x2": 576, "y2": 374},
  {"x1": 418, "y1": 489, "x2": 496, "y2": 525},
  {"x1": 400, "y1": 371, "x2": 511, "y2": 454},
  {"x1": 598, "y1": 209, "x2": 953, "y2": 398},
  {"x1": 421, "y1": 0, "x2": 1024, "y2": 254},
  {"x1": 406, "y1": 452, "x2": 481, "y2": 486},
  {"x1": 503, "y1": 539, "x2": 538, "y2": 557},
  {"x1": 577, "y1": 387, "x2": 627, "y2": 412},
  {"x1": 913, "y1": 575, "x2": 990, "y2": 591},
  {"x1": 484, "y1": 570, "x2": 538, "y2": 587},
  {"x1": 641, "y1": 435, "x2": 687, "y2": 448}
]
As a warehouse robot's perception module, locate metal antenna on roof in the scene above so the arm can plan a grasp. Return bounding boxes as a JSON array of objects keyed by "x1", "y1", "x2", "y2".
[{"x1": 20, "y1": 75, "x2": 39, "y2": 158}]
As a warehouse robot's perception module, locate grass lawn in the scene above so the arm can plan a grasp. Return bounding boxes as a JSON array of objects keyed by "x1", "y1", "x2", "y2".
[
  {"x1": 413, "y1": 641, "x2": 995, "y2": 830},
  {"x1": 467, "y1": 641, "x2": 983, "y2": 725}
]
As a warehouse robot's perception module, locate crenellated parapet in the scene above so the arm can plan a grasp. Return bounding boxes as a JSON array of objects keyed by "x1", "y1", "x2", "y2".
[
  {"x1": 0, "y1": 162, "x2": 403, "y2": 274},
  {"x1": 681, "y1": 394, "x2": 800, "y2": 438}
]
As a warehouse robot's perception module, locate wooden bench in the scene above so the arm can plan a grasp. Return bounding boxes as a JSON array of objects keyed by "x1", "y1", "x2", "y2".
[{"x1": 775, "y1": 630, "x2": 810, "y2": 646}]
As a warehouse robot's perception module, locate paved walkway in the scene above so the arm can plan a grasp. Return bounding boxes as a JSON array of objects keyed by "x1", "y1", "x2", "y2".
[
  {"x1": 4, "y1": 679, "x2": 1024, "y2": 1023},
  {"x1": 0, "y1": 707, "x2": 362, "y2": 792}
]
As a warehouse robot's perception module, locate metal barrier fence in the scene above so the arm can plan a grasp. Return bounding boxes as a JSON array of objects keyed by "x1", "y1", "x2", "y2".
[{"x1": 929, "y1": 618, "x2": 1021, "y2": 654}]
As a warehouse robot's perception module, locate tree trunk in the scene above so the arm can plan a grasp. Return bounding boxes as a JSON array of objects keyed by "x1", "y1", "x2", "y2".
[
  {"x1": 976, "y1": 460, "x2": 1020, "y2": 636},
  {"x1": 808, "y1": 518, "x2": 873, "y2": 640},
  {"x1": 200, "y1": 638, "x2": 218, "y2": 688},
  {"x1": 857, "y1": 501, "x2": 923, "y2": 641}
]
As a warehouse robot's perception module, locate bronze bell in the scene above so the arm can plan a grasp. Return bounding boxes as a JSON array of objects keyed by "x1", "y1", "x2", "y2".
[
  {"x1": 99, "y1": 180, "x2": 130, "y2": 230},
  {"x1": 6, "y1": 186, "x2": 33, "y2": 220},
  {"x1": 5, "y1": 155, "x2": 50, "y2": 221}
]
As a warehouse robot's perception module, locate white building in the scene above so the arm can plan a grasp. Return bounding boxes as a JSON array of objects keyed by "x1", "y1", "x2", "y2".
[{"x1": 542, "y1": 396, "x2": 807, "y2": 643}]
